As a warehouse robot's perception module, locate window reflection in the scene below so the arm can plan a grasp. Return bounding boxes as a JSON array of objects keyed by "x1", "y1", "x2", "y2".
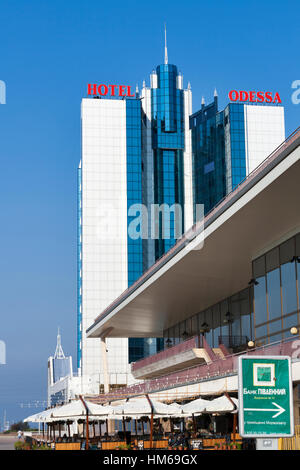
[
  {"x1": 212, "y1": 304, "x2": 221, "y2": 348},
  {"x1": 255, "y1": 324, "x2": 268, "y2": 340},
  {"x1": 269, "y1": 319, "x2": 282, "y2": 335},
  {"x1": 254, "y1": 276, "x2": 268, "y2": 326},
  {"x1": 204, "y1": 309, "x2": 213, "y2": 348},
  {"x1": 269, "y1": 332, "x2": 282, "y2": 343},
  {"x1": 281, "y1": 262, "x2": 297, "y2": 315},
  {"x1": 283, "y1": 314, "x2": 298, "y2": 333},
  {"x1": 240, "y1": 288, "x2": 251, "y2": 340},
  {"x1": 162, "y1": 234, "x2": 300, "y2": 352},
  {"x1": 267, "y1": 268, "x2": 281, "y2": 320}
]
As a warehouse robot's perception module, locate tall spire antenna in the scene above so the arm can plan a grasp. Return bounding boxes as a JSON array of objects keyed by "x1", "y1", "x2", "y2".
[
  {"x1": 54, "y1": 327, "x2": 65, "y2": 359},
  {"x1": 164, "y1": 23, "x2": 168, "y2": 65}
]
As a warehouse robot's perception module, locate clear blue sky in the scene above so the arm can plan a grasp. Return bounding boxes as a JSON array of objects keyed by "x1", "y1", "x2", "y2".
[{"x1": 0, "y1": 0, "x2": 299, "y2": 424}]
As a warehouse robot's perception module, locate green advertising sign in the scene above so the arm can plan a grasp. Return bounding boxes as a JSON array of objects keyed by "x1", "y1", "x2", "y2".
[{"x1": 238, "y1": 356, "x2": 294, "y2": 438}]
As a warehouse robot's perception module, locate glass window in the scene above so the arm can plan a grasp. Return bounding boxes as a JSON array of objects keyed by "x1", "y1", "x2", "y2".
[
  {"x1": 281, "y1": 262, "x2": 297, "y2": 315},
  {"x1": 220, "y1": 300, "x2": 230, "y2": 339},
  {"x1": 255, "y1": 324, "x2": 268, "y2": 341},
  {"x1": 191, "y1": 315, "x2": 198, "y2": 335},
  {"x1": 240, "y1": 288, "x2": 251, "y2": 340},
  {"x1": 253, "y1": 255, "x2": 265, "y2": 279},
  {"x1": 254, "y1": 276, "x2": 268, "y2": 326},
  {"x1": 230, "y1": 294, "x2": 241, "y2": 337},
  {"x1": 198, "y1": 311, "x2": 206, "y2": 333},
  {"x1": 266, "y1": 247, "x2": 280, "y2": 273},
  {"x1": 168, "y1": 327, "x2": 175, "y2": 346},
  {"x1": 250, "y1": 286, "x2": 255, "y2": 339},
  {"x1": 179, "y1": 321, "x2": 188, "y2": 340},
  {"x1": 184, "y1": 318, "x2": 192, "y2": 338},
  {"x1": 174, "y1": 324, "x2": 180, "y2": 345},
  {"x1": 266, "y1": 268, "x2": 282, "y2": 320},
  {"x1": 269, "y1": 332, "x2": 283, "y2": 343},
  {"x1": 280, "y1": 238, "x2": 295, "y2": 264},
  {"x1": 283, "y1": 314, "x2": 298, "y2": 334},
  {"x1": 269, "y1": 319, "x2": 282, "y2": 335},
  {"x1": 204, "y1": 309, "x2": 213, "y2": 348},
  {"x1": 212, "y1": 304, "x2": 221, "y2": 347}
]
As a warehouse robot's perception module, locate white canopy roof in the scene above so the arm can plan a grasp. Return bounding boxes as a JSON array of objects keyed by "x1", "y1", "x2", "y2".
[
  {"x1": 23, "y1": 412, "x2": 42, "y2": 423},
  {"x1": 23, "y1": 395, "x2": 238, "y2": 423},
  {"x1": 181, "y1": 395, "x2": 238, "y2": 416},
  {"x1": 49, "y1": 400, "x2": 113, "y2": 421},
  {"x1": 181, "y1": 397, "x2": 210, "y2": 416},
  {"x1": 110, "y1": 398, "x2": 183, "y2": 419},
  {"x1": 23, "y1": 408, "x2": 54, "y2": 423},
  {"x1": 23, "y1": 400, "x2": 113, "y2": 423},
  {"x1": 204, "y1": 396, "x2": 238, "y2": 414}
]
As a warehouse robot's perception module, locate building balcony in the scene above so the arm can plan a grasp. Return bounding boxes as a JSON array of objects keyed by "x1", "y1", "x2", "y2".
[{"x1": 131, "y1": 335, "x2": 227, "y2": 380}]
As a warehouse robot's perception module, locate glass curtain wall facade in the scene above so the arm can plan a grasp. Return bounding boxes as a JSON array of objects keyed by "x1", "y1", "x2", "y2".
[
  {"x1": 126, "y1": 99, "x2": 143, "y2": 286},
  {"x1": 191, "y1": 101, "x2": 284, "y2": 219},
  {"x1": 253, "y1": 233, "x2": 300, "y2": 346},
  {"x1": 163, "y1": 287, "x2": 254, "y2": 351},
  {"x1": 224, "y1": 103, "x2": 247, "y2": 194},
  {"x1": 151, "y1": 64, "x2": 185, "y2": 259},
  {"x1": 162, "y1": 232, "x2": 300, "y2": 352},
  {"x1": 191, "y1": 96, "x2": 226, "y2": 217},
  {"x1": 126, "y1": 98, "x2": 163, "y2": 362}
]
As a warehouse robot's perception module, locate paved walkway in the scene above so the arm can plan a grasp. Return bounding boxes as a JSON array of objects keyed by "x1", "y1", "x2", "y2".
[{"x1": 0, "y1": 435, "x2": 17, "y2": 450}]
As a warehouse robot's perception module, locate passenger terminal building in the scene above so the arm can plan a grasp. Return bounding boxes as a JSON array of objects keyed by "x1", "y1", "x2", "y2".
[{"x1": 78, "y1": 41, "x2": 300, "y2": 412}]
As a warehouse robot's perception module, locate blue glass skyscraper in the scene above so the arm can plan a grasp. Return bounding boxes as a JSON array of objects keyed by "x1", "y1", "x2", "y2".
[
  {"x1": 190, "y1": 92, "x2": 226, "y2": 218},
  {"x1": 191, "y1": 95, "x2": 285, "y2": 217},
  {"x1": 151, "y1": 63, "x2": 185, "y2": 258},
  {"x1": 140, "y1": 37, "x2": 193, "y2": 267}
]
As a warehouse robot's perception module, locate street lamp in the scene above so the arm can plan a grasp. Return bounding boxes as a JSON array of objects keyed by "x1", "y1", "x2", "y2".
[
  {"x1": 290, "y1": 327, "x2": 298, "y2": 335},
  {"x1": 182, "y1": 331, "x2": 189, "y2": 340},
  {"x1": 223, "y1": 312, "x2": 233, "y2": 324},
  {"x1": 200, "y1": 322, "x2": 210, "y2": 334}
]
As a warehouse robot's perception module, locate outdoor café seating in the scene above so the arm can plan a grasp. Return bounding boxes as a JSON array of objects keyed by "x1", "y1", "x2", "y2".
[{"x1": 22, "y1": 394, "x2": 254, "y2": 450}]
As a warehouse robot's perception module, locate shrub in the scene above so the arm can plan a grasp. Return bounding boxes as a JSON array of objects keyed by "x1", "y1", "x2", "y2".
[{"x1": 14, "y1": 441, "x2": 24, "y2": 451}]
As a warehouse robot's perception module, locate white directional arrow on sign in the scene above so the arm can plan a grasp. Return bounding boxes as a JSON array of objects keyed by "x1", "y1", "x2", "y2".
[{"x1": 244, "y1": 402, "x2": 285, "y2": 419}]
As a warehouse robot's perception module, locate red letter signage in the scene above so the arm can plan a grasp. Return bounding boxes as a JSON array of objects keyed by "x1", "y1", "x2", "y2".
[
  {"x1": 228, "y1": 90, "x2": 282, "y2": 104},
  {"x1": 87, "y1": 83, "x2": 136, "y2": 98}
]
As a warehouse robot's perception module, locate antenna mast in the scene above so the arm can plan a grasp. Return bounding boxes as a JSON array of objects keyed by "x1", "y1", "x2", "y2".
[
  {"x1": 164, "y1": 23, "x2": 168, "y2": 65},
  {"x1": 54, "y1": 327, "x2": 65, "y2": 359}
]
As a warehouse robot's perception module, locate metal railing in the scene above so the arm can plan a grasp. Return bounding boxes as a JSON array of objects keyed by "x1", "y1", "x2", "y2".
[{"x1": 218, "y1": 336, "x2": 249, "y2": 350}]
